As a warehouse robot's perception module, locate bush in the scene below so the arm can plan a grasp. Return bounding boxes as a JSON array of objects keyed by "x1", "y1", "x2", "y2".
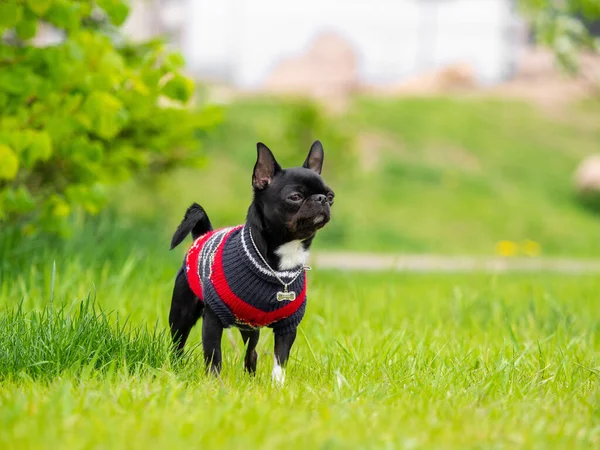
[
  {"x1": 0, "y1": 0, "x2": 220, "y2": 236},
  {"x1": 521, "y1": 0, "x2": 600, "y2": 74}
]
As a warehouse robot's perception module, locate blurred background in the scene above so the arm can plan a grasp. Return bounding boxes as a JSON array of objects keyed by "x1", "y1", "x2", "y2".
[{"x1": 2, "y1": 0, "x2": 600, "y2": 296}]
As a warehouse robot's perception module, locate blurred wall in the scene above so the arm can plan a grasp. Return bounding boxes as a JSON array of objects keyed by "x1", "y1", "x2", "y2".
[{"x1": 182, "y1": 0, "x2": 524, "y2": 88}]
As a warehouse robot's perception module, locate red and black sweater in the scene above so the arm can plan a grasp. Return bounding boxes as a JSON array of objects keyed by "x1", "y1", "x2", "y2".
[{"x1": 185, "y1": 225, "x2": 307, "y2": 336}]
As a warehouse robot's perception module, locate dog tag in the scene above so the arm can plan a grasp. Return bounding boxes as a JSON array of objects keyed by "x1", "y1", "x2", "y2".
[{"x1": 276, "y1": 291, "x2": 296, "y2": 302}]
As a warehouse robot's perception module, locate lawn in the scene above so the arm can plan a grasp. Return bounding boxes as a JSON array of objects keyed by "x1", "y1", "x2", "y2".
[
  {"x1": 1, "y1": 266, "x2": 598, "y2": 448},
  {"x1": 2, "y1": 95, "x2": 600, "y2": 449},
  {"x1": 138, "y1": 95, "x2": 600, "y2": 256}
]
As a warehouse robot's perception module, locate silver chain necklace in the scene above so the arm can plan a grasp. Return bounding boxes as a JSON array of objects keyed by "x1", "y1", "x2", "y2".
[{"x1": 247, "y1": 228, "x2": 310, "y2": 302}]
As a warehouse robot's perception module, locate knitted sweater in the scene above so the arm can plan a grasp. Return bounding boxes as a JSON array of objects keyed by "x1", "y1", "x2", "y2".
[{"x1": 185, "y1": 225, "x2": 307, "y2": 335}]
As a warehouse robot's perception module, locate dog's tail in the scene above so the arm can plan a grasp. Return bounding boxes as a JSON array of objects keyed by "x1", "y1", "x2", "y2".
[{"x1": 170, "y1": 203, "x2": 213, "y2": 250}]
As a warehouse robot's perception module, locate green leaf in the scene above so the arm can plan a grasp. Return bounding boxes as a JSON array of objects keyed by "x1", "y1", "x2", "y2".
[
  {"x1": 73, "y1": 111, "x2": 92, "y2": 130},
  {"x1": 165, "y1": 52, "x2": 186, "y2": 70},
  {"x1": 46, "y1": 0, "x2": 80, "y2": 31},
  {"x1": 63, "y1": 94, "x2": 84, "y2": 113},
  {"x1": 0, "y1": 130, "x2": 27, "y2": 153},
  {"x1": 45, "y1": 115, "x2": 77, "y2": 143},
  {"x1": 0, "y1": 145, "x2": 19, "y2": 180},
  {"x1": 27, "y1": 0, "x2": 53, "y2": 16},
  {"x1": 16, "y1": 18, "x2": 38, "y2": 40},
  {"x1": 24, "y1": 131, "x2": 53, "y2": 166},
  {"x1": 27, "y1": 0, "x2": 54, "y2": 16},
  {"x1": 68, "y1": 136, "x2": 104, "y2": 164},
  {"x1": 0, "y1": 0, "x2": 23, "y2": 28},
  {"x1": 0, "y1": 69, "x2": 40, "y2": 96},
  {"x1": 82, "y1": 91, "x2": 129, "y2": 139},
  {"x1": 161, "y1": 74, "x2": 194, "y2": 102},
  {"x1": 97, "y1": 0, "x2": 130, "y2": 26},
  {"x1": 573, "y1": 0, "x2": 600, "y2": 19}
]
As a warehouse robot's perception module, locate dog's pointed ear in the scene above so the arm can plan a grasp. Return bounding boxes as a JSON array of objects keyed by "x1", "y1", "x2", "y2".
[
  {"x1": 303, "y1": 140, "x2": 324, "y2": 175},
  {"x1": 253, "y1": 142, "x2": 281, "y2": 190}
]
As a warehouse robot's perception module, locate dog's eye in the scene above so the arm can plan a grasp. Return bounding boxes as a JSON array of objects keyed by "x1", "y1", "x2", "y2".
[
  {"x1": 288, "y1": 193, "x2": 303, "y2": 202},
  {"x1": 327, "y1": 192, "x2": 335, "y2": 204}
]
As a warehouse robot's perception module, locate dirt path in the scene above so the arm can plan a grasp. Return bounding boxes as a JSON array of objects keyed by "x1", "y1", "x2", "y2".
[{"x1": 311, "y1": 253, "x2": 600, "y2": 273}]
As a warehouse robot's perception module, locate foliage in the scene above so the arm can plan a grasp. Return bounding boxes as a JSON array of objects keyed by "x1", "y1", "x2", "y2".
[
  {"x1": 521, "y1": 0, "x2": 600, "y2": 74},
  {"x1": 0, "y1": 0, "x2": 220, "y2": 236}
]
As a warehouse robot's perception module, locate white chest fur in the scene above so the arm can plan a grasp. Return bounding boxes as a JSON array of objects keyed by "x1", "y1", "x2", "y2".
[{"x1": 275, "y1": 240, "x2": 309, "y2": 270}]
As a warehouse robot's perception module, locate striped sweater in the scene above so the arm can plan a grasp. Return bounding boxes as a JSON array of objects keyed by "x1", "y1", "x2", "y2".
[{"x1": 185, "y1": 225, "x2": 307, "y2": 335}]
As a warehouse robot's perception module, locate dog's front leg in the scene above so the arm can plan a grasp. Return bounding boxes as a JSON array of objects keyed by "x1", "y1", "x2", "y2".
[
  {"x1": 272, "y1": 330, "x2": 297, "y2": 385},
  {"x1": 202, "y1": 305, "x2": 224, "y2": 375}
]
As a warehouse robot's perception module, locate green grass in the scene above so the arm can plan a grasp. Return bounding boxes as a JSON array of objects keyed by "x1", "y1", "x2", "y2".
[
  {"x1": 0, "y1": 299, "x2": 175, "y2": 381},
  {"x1": 2, "y1": 95, "x2": 600, "y2": 448},
  {"x1": 1, "y1": 265, "x2": 599, "y2": 448},
  {"x1": 124, "y1": 95, "x2": 600, "y2": 256}
]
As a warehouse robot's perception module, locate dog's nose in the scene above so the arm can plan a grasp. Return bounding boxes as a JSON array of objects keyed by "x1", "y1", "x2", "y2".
[{"x1": 314, "y1": 194, "x2": 327, "y2": 204}]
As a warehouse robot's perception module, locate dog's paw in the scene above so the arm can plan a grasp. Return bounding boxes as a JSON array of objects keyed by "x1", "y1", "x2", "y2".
[{"x1": 272, "y1": 361, "x2": 286, "y2": 386}]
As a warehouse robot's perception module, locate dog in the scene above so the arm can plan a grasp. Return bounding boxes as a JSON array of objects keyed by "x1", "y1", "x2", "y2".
[{"x1": 169, "y1": 141, "x2": 334, "y2": 384}]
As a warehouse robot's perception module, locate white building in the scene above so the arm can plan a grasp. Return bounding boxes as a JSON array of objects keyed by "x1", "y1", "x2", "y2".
[{"x1": 125, "y1": 0, "x2": 525, "y2": 89}]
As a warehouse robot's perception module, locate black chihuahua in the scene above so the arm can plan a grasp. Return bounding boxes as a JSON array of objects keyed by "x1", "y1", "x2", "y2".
[{"x1": 169, "y1": 141, "x2": 334, "y2": 384}]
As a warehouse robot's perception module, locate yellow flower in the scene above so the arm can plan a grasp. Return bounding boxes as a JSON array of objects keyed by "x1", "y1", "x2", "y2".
[
  {"x1": 522, "y1": 240, "x2": 541, "y2": 257},
  {"x1": 496, "y1": 240, "x2": 518, "y2": 257}
]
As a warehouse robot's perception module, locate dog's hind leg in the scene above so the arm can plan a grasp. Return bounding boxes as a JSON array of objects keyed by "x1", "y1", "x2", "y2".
[
  {"x1": 169, "y1": 266, "x2": 203, "y2": 356},
  {"x1": 240, "y1": 329, "x2": 260, "y2": 374}
]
